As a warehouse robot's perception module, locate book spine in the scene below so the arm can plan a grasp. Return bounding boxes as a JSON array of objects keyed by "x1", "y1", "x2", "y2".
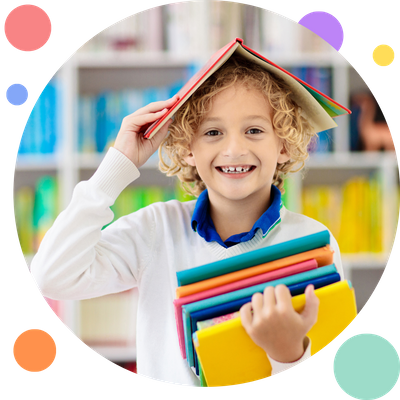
[
  {"x1": 19, "y1": 79, "x2": 62, "y2": 155},
  {"x1": 78, "y1": 81, "x2": 184, "y2": 155},
  {"x1": 302, "y1": 176, "x2": 384, "y2": 254},
  {"x1": 15, "y1": 187, "x2": 35, "y2": 254},
  {"x1": 294, "y1": 67, "x2": 333, "y2": 153},
  {"x1": 177, "y1": 230, "x2": 331, "y2": 286}
]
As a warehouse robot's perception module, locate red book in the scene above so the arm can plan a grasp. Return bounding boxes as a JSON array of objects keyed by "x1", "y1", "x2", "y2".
[{"x1": 144, "y1": 37, "x2": 351, "y2": 139}]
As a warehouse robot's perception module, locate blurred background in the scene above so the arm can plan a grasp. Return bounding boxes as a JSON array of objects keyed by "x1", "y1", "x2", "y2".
[{"x1": 14, "y1": 1, "x2": 399, "y2": 374}]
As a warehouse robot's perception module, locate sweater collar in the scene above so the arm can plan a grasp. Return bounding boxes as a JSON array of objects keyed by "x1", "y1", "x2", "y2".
[{"x1": 191, "y1": 185, "x2": 282, "y2": 248}]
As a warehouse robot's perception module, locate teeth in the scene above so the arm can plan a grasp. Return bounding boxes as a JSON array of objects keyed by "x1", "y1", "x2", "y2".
[{"x1": 221, "y1": 166, "x2": 251, "y2": 173}]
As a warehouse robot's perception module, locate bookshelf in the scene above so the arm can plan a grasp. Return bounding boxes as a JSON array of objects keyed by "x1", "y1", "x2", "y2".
[{"x1": 15, "y1": 3, "x2": 398, "y2": 365}]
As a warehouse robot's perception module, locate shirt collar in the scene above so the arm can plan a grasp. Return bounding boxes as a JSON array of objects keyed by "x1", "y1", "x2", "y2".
[{"x1": 191, "y1": 185, "x2": 282, "y2": 248}]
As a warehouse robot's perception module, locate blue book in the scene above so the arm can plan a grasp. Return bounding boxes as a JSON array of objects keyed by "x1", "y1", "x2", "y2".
[
  {"x1": 177, "y1": 230, "x2": 330, "y2": 286},
  {"x1": 41, "y1": 81, "x2": 57, "y2": 154},
  {"x1": 95, "y1": 93, "x2": 107, "y2": 152}
]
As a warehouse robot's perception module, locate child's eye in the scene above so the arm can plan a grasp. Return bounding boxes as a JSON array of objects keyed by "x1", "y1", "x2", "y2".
[
  {"x1": 246, "y1": 128, "x2": 262, "y2": 135},
  {"x1": 205, "y1": 130, "x2": 222, "y2": 136}
]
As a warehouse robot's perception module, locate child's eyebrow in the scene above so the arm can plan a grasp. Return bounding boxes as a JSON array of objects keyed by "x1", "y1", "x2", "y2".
[
  {"x1": 244, "y1": 115, "x2": 273, "y2": 125},
  {"x1": 201, "y1": 117, "x2": 222, "y2": 124},
  {"x1": 201, "y1": 115, "x2": 272, "y2": 124}
]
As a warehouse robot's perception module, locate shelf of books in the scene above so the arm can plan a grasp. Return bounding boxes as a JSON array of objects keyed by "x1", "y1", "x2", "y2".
[{"x1": 15, "y1": 3, "x2": 399, "y2": 365}]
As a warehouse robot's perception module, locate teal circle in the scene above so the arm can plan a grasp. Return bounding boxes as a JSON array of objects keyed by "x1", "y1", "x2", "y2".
[{"x1": 334, "y1": 334, "x2": 400, "y2": 399}]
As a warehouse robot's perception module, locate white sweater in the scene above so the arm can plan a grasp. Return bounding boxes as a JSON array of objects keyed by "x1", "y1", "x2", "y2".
[{"x1": 30, "y1": 147, "x2": 344, "y2": 386}]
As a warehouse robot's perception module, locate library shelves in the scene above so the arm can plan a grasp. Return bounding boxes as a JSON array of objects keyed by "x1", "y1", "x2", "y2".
[{"x1": 14, "y1": 6, "x2": 399, "y2": 363}]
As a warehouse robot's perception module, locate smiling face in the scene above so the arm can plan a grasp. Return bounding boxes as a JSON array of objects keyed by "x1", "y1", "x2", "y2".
[{"x1": 183, "y1": 84, "x2": 290, "y2": 209}]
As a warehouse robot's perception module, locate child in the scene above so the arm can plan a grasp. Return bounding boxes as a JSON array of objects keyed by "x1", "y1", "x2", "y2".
[{"x1": 31, "y1": 54, "x2": 344, "y2": 386}]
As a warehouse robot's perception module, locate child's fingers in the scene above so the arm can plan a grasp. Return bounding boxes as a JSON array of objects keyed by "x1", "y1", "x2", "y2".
[
  {"x1": 262, "y1": 285, "x2": 277, "y2": 309},
  {"x1": 300, "y1": 285, "x2": 319, "y2": 327},
  {"x1": 148, "y1": 118, "x2": 173, "y2": 145},
  {"x1": 274, "y1": 284, "x2": 293, "y2": 312},
  {"x1": 251, "y1": 292, "x2": 264, "y2": 315},
  {"x1": 124, "y1": 108, "x2": 169, "y2": 133},
  {"x1": 240, "y1": 302, "x2": 253, "y2": 330},
  {"x1": 132, "y1": 95, "x2": 179, "y2": 117}
]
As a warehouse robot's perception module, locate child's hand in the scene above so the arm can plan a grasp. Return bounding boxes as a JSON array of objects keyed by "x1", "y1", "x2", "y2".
[
  {"x1": 113, "y1": 95, "x2": 179, "y2": 168},
  {"x1": 240, "y1": 284, "x2": 319, "y2": 363}
]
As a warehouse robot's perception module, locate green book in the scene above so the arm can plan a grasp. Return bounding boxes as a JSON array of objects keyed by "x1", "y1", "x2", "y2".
[{"x1": 176, "y1": 230, "x2": 331, "y2": 286}]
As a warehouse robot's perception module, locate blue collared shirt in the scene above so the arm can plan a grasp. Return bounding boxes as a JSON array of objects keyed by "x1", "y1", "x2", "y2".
[{"x1": 191, "y1": 185, "x2": 282, "y2": 248}]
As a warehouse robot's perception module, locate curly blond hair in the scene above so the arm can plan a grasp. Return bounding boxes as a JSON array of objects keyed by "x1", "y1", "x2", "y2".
[{"x1": 158, "y1": 54, "x2": 317, "y2": 197}]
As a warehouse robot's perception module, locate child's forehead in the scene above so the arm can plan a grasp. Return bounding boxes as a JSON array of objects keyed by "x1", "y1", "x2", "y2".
[
  {"x1": 211, "y1": 82, "x2": 268, "y2": 104},
  {"x1": 205, "y1": 84, "x2": 271, "y2": 113}
]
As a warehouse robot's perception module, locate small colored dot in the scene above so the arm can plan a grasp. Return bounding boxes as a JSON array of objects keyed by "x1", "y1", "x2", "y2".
[
  {"x1": 13, "y1": 329, "x2": 56, "y2": 372},
  {"x1": 299, "y1": 11, "x2": 344, "y2": 51},
  {"x1": 6, "y1": 84, "x2": 28, "y2": 105},
  {"x1": 5, "y1": 5, "x2": 51, "y2": 51},
  {"x1": 373, "y1": 45, "x2": 395, "y2": 66},
  {"x1": 334, "y1": 334, "x2": 400, "y2": 399}
]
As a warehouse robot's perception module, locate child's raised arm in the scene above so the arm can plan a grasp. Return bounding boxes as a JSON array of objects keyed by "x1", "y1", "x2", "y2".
[{"x1": 30, "y1": 96, "x2": 179, "y2": 301}]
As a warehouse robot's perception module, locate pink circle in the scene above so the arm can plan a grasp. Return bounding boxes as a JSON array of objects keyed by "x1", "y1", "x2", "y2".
[{"x1": 5, "y1": 5, "x2": 51, "y2": 51}]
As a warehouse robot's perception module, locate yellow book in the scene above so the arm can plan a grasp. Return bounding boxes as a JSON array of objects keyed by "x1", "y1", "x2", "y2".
[
  {"x1": 194, "y1": 280, "x2": 357, "y2": 387},
  {"x1": 339, "y1": 180, "x2": 355, "y2": 253},
  {"x1": 370, "y1": 173, "x2": 382, "y2": 253}
]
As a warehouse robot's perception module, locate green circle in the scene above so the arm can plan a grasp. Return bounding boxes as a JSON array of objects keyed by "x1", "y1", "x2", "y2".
[{"x1": 334, "y1": 334, "x2": 400, "y2": 399}]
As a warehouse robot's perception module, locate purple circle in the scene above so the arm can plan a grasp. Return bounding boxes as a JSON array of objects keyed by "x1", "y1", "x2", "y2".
[{"x1": 299, "y1": 12, "x2": 344, "y2": 51}]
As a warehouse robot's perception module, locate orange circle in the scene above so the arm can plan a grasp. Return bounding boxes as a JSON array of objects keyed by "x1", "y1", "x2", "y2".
[{"x1": 13, "y1": 329, "x2": 56, "y2": 372}]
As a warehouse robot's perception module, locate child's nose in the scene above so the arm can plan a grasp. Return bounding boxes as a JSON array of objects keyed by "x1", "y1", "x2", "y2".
[{"x1": 222, "y1": 133, "x2": 249, "y2": 158}]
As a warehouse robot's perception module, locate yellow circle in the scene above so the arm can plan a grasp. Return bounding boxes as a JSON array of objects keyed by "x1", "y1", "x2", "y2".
[{"x1": 373, "y1": 45, "x2": 395, "y2": 66}]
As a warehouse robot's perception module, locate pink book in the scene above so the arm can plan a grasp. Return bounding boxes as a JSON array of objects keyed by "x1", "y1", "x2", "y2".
[
  {"x1": 196, "y1": 311, "x2": 240, "y2": 330},
  {"x1": 173, "y1": 258, "x2": 318, "y2": 358}
]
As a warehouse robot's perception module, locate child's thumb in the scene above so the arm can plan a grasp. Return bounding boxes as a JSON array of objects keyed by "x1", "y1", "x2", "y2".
[{"x1": 300, "y1": 285, "x2": 319, "y2": 328}]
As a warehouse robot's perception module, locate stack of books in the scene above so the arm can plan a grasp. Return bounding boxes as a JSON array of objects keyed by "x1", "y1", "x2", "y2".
[{"x1": 173, "y1": 230, "x2": 357, "y2": 386}]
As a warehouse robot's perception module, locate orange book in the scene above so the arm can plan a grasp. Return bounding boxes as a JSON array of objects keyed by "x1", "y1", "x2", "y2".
[{"x1": 176, "y1": 245, "x2": 334, "y2": 298}]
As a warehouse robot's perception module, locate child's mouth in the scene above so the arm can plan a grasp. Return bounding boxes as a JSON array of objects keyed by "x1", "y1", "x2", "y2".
[{"x1": 216, "y1": 165, "x2": 256, "y2": 177}]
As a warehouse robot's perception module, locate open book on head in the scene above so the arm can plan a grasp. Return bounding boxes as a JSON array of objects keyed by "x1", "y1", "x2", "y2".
[{"x1": 144, "y1": 37, "x2": 351, "y2": 139}]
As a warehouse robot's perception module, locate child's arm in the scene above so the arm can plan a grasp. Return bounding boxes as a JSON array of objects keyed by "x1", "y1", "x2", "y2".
[
  {"x1": 30, "y1": 96, "x2": 179, "y2": 300},
  {"x1": 240, "y1": 284, "x2": 319, "y2": 371}
]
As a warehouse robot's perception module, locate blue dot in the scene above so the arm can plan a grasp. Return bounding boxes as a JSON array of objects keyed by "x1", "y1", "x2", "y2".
[
  {"x1": 6, "y1": 84, "x2": 28, "y2": 105},
  {"x1": 331, "y1": 331, "x2": 400, "y2": 400}
]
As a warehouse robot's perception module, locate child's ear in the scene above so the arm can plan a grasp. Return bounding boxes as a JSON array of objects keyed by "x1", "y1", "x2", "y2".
[
  {"x1": 183, "y1": 151, "x2": 196, "y2": 167},
  {"x1": 277, "y1": 142, "x2": 290, "y2": 164}
]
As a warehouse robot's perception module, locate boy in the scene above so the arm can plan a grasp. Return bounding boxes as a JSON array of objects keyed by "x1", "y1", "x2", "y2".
[{"x1": 31, "y1": 54, "x2": 344, "y2": 386}]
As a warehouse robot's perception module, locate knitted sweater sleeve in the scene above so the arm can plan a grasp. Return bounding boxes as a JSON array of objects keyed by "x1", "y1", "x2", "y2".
[{"x1": 30, "y1": 148, "x2": 154, "y2": 300}]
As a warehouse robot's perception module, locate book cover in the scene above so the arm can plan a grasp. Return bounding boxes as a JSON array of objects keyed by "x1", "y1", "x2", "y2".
[
  {"x1": 143, "y1": 38, "x2": 351, "y2": 140},
  {"x1": 197, "y1": 311, "x2": 240, "y2": 331},
  {"x1": 194, "y1": 280, "x2": 357, "y2": 386}
]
